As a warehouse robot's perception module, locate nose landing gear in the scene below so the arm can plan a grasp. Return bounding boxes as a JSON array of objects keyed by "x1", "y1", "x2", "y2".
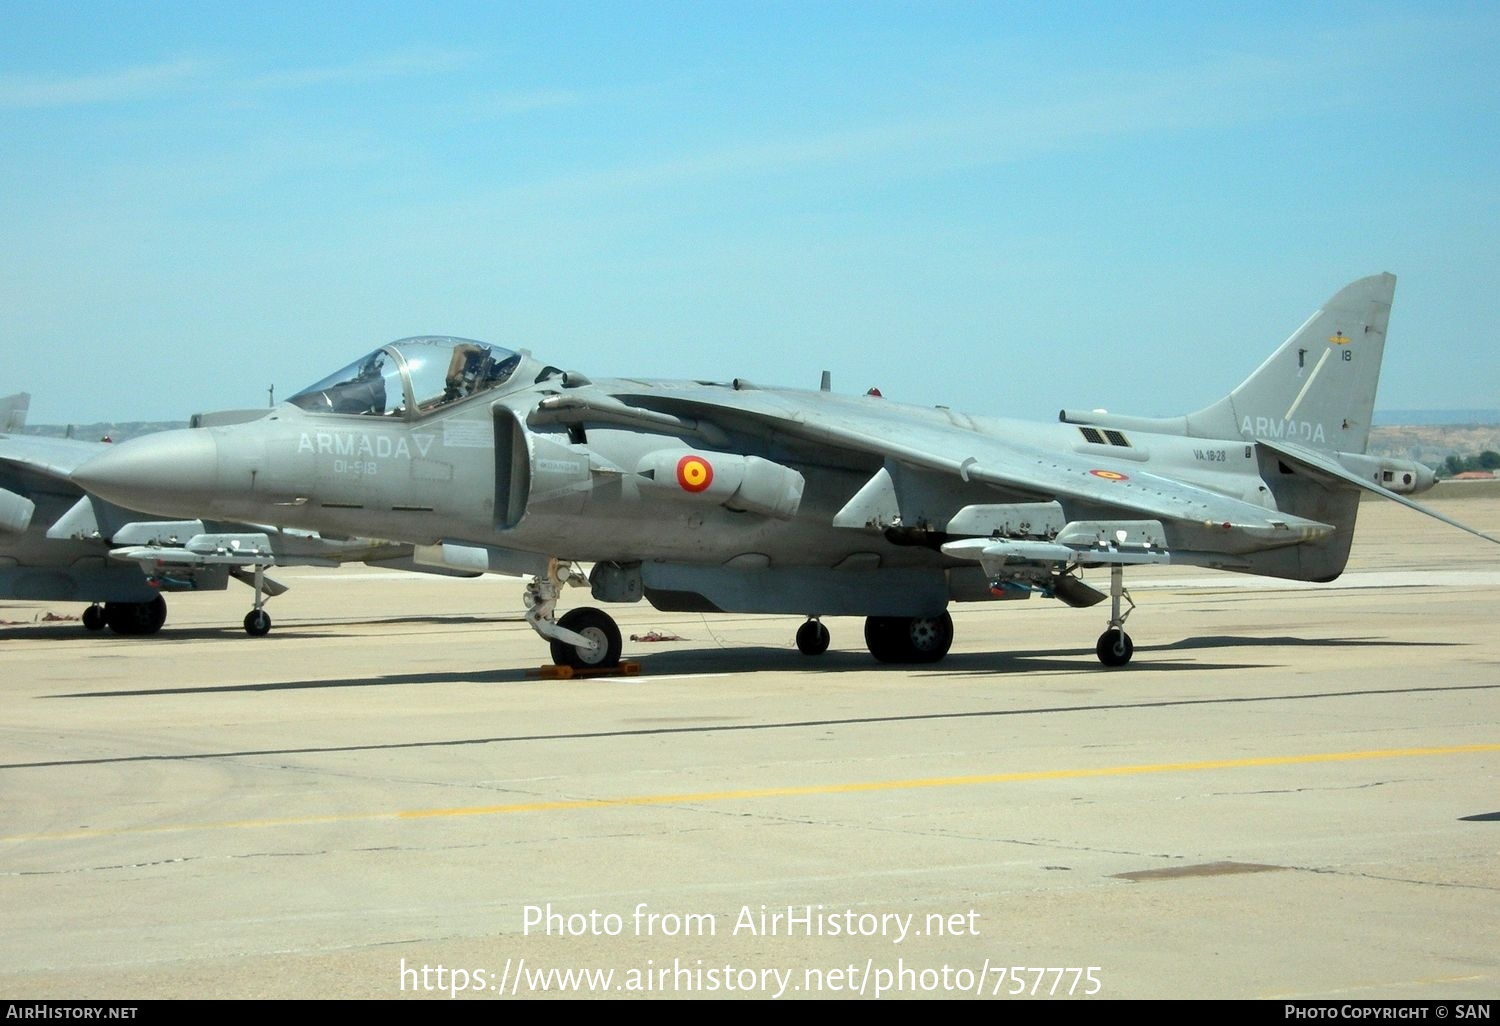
[{"x1": 525, "y1": 558, "x2": 624, "y2": 670}]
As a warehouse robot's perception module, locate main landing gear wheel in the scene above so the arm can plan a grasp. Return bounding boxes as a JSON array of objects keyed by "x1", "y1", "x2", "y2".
[
  {"x1": 104, "y1": 596, "x2": 167, "y2": 636},
  {"x1": 1096, "y1": 628, "x2": 1133, "y2": 667},
  {"x1": 795, "y1": 618, "x2": 830, "y2": 656},
  {"x1": 82, "y1": 604, "x2": 106, "y2": 631},
  {"x1": 864, "y1": 612, "x2": 953, "y2": 664},
  {"x1": 550, "y1": 607, "x2": 623, "y2": 670}
]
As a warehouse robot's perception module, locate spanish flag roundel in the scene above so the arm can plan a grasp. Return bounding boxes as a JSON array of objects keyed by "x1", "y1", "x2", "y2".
[
  {"x1": 1090, "y1": 469, "x2": 1129, "y2": 481},
  {"x1": 677, "y1": 454, "x2": 714, "y2": 492}
]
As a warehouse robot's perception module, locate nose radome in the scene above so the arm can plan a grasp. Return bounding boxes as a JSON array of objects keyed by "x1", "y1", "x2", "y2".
[{"x1": 73, "y1": 429, "x2": 221, "y2": 518}]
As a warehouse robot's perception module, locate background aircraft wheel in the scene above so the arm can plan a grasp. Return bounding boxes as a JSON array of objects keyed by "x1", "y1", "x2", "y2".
[
  {"x1": 244, "y1": 610, "x2": 272, "y2": 637},
  {"x1": 551, "y1": 607, "x2": 623, "y2": 669},
  {"x1": 82, "y1": 604, "x2": 106, "y2": 631},
  {"x1": 1096, "y1": 628, "x2": 1133, "y2": 667},
  {"x1": 795, "y1": 619, "x2": 830, "y2": 656},
  {"x1": 865, "y1": 613, "x2": 953, "y2": 663},
  {"x1": 104, "y1": 596, "x2": 167, "y2": 636}
]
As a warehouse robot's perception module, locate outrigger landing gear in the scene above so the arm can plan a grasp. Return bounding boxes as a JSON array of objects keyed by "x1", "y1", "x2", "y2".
[
  {"x1": 525, "y1": 558, "x2": 623, "y2": 669},
  {"x1": 1095, "y1": 564, "x2": 1134, "y2": 667},
  {"x1": 242, "y1": 565, "x2": 272, "y2": 636},
  {"x1": 795, "y1": 618, "x2": 830, "y2": 656}
]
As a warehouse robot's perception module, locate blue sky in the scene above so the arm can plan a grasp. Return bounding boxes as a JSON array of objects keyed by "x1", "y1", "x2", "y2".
[{"x1": 3, "y1": 1, "x2": 1497, "y2": 424}]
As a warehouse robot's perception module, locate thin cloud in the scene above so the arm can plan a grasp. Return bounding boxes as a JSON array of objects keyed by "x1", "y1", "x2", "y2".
[
  {"x1": 244, "y1": 49, "x2": 476, "y2": 91},
  {"x1": 497, "y1": 52, "x2": 1317, "y2": 206},
  {"x1": 0, "y1": 58, "x2": 212, "y2": 109}
]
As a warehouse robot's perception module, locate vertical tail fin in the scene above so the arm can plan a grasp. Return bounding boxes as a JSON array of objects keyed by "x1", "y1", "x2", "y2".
[
  {"x1": 1183, "y1": 274, "x2": 1395, "y2": 454},
  {"x1": 1, "y1": 392, "x2": 30, "y2": 434}
]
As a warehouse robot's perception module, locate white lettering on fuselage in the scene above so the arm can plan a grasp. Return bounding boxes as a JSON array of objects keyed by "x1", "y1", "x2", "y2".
[
  {"x1": 297, "y1": 431, "x2": 435, "y2": 459},
  {"x1": 1242, "y1": 416, "x2": 1327, "y2": 445}
]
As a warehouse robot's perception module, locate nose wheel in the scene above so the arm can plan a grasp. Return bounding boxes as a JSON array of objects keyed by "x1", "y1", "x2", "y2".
[
  {"x1": 548, "y1": 607, "x2": 623, "y2": 669},
  {"x1": 525, "y1": 559, "x2": 625, "y2": 669}
]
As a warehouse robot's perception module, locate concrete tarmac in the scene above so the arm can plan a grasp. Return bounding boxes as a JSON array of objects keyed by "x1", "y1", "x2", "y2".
[{"x1": 1, "y1": 492, "x2": 1497, "y2": 1000}]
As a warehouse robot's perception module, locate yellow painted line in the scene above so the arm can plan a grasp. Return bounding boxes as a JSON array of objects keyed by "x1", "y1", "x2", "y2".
[{"x1": 5, "y1": 744, "x2": 1496, "y2": 843}]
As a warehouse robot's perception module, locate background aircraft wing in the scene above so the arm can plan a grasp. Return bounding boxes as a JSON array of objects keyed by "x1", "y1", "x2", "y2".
[{"x1": 0, "y1": 433, "x2": 110, "y2": 481}]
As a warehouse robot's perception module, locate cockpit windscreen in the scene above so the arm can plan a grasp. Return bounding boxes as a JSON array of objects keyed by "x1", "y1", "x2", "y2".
[{"x1": 287, "y1": 337, "x2": 523, "y2": 417}]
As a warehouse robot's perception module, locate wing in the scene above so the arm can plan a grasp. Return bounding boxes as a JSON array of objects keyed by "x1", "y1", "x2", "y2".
[
  {"x1": 0, "y1": 432, "x2": 111, "y2": 480},
  {"x1": 556, "y1": 384, "x2": 1334, "y2": 550},
  {"x1": 0, "y1": 432, "x2": 113, "y2": 534}
]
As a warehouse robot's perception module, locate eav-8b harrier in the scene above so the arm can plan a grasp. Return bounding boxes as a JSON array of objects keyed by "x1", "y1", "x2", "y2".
[{"x1": 74, "y1": 274, "x2": 1496, "y2": 667}]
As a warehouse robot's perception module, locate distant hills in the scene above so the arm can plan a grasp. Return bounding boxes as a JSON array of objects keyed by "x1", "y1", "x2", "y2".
[
  {"x1": 1372, "y1": 409, "x2": 1500, "y2": 426},
  {"x1": 1366, "y1": 424, "x2": 1500, "y2": 465}
]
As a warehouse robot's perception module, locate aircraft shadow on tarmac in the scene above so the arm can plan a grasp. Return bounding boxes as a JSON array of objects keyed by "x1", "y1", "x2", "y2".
[
  {"x1": 46, "y1": 632, "x2": 1457, "y2": 699},
  {"x1": 0, "y1": 613, "x2": 509, "y2": 644},
  {"x1": 628, "y1": 634, "x2": 1453, "y2": 678}
]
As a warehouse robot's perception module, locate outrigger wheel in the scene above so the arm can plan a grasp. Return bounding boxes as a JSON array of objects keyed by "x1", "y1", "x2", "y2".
[
  {"x1": 1096, "y1": 565, "x2": 1135, "y2": 667},
  {"x1": 1096, "y1": 627, "x2": 1133, "y2": 667}
]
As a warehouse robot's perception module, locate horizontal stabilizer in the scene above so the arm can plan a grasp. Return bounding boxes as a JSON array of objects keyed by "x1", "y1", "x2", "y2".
[{"x1": 1262, "y1": 439, "x2": 1499, "y2": 544}]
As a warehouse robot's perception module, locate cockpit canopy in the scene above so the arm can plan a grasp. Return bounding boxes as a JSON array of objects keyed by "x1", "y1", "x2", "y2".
[{"x1": 287, "y1": 337, "x2": 523, "y2": 418}]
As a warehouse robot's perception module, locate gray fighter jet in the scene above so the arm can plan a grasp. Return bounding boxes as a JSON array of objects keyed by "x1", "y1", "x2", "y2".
[
  {"x1": 72, "y1": 273, "x2": 1498, "y2": 665},
  {"x1": 1, "y1": 394, "x2": 457, "y2": 634}
]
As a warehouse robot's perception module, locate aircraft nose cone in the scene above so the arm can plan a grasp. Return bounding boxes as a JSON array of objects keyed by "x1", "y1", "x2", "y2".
[{"x1": 73, "y1": 429, "x2": 220, "y2": 518}]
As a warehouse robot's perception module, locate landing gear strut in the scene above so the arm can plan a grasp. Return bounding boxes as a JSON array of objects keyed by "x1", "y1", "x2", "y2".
[
  {"x1": 1095, "y1": 564, "x2": 1134, "y2": 667},
  {"x1": 524, "y1": 558, "x2": 623, "y2": 669}
]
